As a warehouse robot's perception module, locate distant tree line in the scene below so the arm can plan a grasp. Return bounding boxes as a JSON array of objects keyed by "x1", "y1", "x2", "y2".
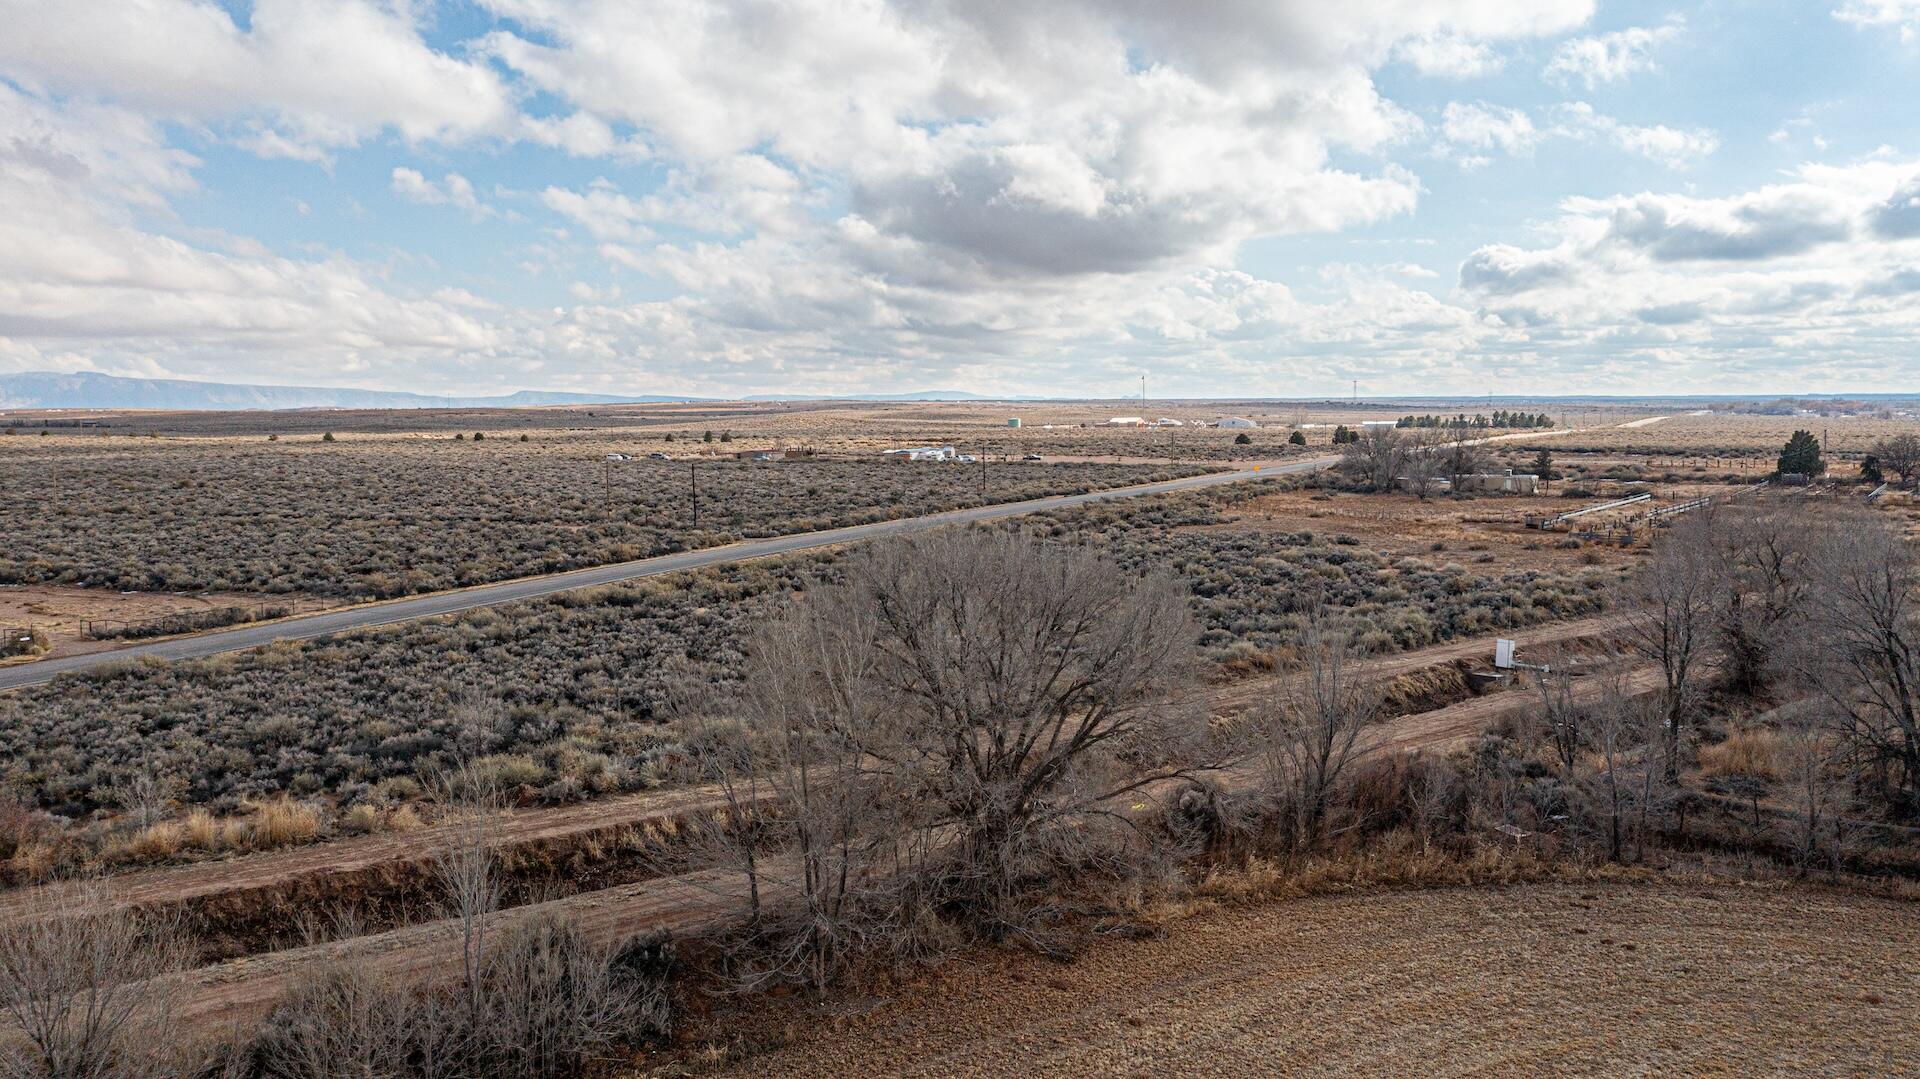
[{"x1": 1396, "y1": 411, "x2": 1554, "y2": 430}]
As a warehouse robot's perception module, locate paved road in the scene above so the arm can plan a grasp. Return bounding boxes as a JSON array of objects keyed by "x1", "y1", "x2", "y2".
[{"x1": 0, "y1": 457, "x2": 1336, "y2": 692}]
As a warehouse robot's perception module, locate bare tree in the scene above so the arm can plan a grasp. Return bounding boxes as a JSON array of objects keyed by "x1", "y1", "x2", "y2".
[
  {"x1": 1533, "y1": 660, "x2": 1583, "y2": 776},
  {"x1": 1579, "y1": 684, "x2": 1669, "y2": 863},
  {"x1": 698, "y1": 530, "x2": 1208, "y2": 974},
  {"x1": 0, "y1": 884, "x2": 189, "y2": 1079},
  {"x1": 1710, "y1": 505, "x2": 1813, "y2": 696},
  {"x1": 434, "y1": 764, "x2": 502, "y2": 1032},
  {"x1": 1445, "y1": 436, "x2": 1485, "y2": 486},
  {"x1": 1798, "y1": 512, "x2": 1920, "y2": 812},
  {"x1": 1339, "y1": 425, "x2": 1406, "y2": 492},
  {"x1": 1621, "y1": 511, "x2": 1721, "y2": 777},
  {"x1": 1870, "y1": 433, "x2": 1920, "y2": 489},
  {"x1": 1400, "y1": 428, "x2": 1448, "y2": 500},
  {"x1": 1774, "y1": 707, "x2": 1851, "y2": 875},
  {"x1": 1252, "y1": 619, "x2": 1382, "y2": 851}
]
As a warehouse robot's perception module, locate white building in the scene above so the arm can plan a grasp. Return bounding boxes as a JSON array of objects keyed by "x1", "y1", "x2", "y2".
[
  {"x1": 1154, "y1": 417, "x2": 1184, "y2": 427},
  {"x1": 1108, "y1": 416, "x2": 1146, "y2": 426},
  {"x1": 1217, "y1": 417, "x2": 1258, "y2": 429}
]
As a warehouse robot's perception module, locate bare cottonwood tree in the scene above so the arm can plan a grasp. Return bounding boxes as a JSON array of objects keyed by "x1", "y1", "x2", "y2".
[
  {"x1": 1339, "y1": 425, "x2": 1406, "y2": 492},
  {"x1": 1709, "y1": 505, "x2": 1813, "y2": 696},
  {"x1": 1252, "y1": 619, "x2": 1382, "y2": 851},
  {"x1": 1870, "y1": 433, "x2": 1920, "y2": 489},
  {"x1": 1532, "y1": 660, "x2": 1584, "y2": 776},
  {"x1": 1621, "y1": 510, "x2": 1721, "y2": 776},
  {"x1": 1444, "y1": 436, "x2": 1485, "y2": 486},
  {"x1": 698, "y1": 529, "x2": 1208, "y2": 972},
  {"x1": 1798, "y1": 512, "x2": 1920, "y2": 812},
  {"x1": 1400, "y1": 428, "x2": 1448, "y2": 500},
  {"x1": 1579, "y1": 683, "x2": 1669, "y2": 863},
  {"x1": 0, "y1": 884, "x2": 189, "y2": 1079}
]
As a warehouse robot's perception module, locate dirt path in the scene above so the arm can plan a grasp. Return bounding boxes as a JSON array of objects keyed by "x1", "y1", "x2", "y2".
[
  {"x1": 686, "y1": 882, "x2": 1919, "y2": 1078},
  {"x1": 0, "y1": 613, "x2": 1630, "y2": 935}
]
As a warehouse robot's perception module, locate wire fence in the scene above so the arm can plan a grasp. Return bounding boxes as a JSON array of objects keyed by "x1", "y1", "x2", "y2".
[{"x1": 81, "y1": 601, "x2": 337, "y2": 641}]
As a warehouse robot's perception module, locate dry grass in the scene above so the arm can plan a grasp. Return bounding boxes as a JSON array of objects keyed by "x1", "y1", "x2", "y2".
[
  {"x1": 241, "y1": 798, "x2": 323, "y2": 850},
  {"x1": 1699, "y1": 728, "x2": 1783, "y2": 781},
  {"x1": 674, "y1": 880, "x2": 1920, "y2": 1077}
]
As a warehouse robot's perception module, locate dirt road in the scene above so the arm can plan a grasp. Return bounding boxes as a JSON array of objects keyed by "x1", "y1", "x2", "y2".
[{"x1": 693, "y1": 882, "x2": 1920, "y2": 1078}]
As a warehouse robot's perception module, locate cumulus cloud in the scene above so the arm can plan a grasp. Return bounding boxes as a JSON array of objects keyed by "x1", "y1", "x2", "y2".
[
  {"x1": 1436, "y1": 101, "x2": 1716, "y2": 170},
  {"x1": 1555, "y1": 102, "x2": 1718, "y2": 168},
  {"x1": 1453, "y1": 157, "x2": 1920, "y2": 387},
  {"x1": 1543, "y1": 18, "x2": 1685, "y2": 88},
  {"x1": 1395, "y1": 33, "x2": 1506, "y2": 78},
  {"x1": 391, "y1": 168, "x2": 492, "y2": 218},
  {"x1": 1834, "y1": 0, "x2": 1920, "y2": 39},
  {"x1": 0, "y1": 87, "x2": 504, "y2": 385},
  {"x1": 1440, "y1": 102, "x2": 1540, "y2": 166},
  {"x1": 0, "y1": 0, "x2": 515, "y2": 158}
]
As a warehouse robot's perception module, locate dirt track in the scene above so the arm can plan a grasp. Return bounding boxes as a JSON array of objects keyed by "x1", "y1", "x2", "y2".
[{"x1": 690, "y1": 882, "x2": 1920, "y2": 1077}]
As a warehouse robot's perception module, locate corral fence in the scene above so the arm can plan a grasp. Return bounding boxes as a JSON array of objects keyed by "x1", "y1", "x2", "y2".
[
  {"x1": 82, "y1": 601, "x2": 333, "y2": 641},
  {"x1": 1, "y1": 624, "x2": 42, "y2": 658}
]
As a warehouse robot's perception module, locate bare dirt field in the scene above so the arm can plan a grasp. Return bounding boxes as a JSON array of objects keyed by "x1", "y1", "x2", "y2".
[
  {"x1": 1533, "y1": 410, "x2": 1919, "y2": 458},
  {"x1": 685, "y1": 882, "x2": 1920, "y2": 1078},
  {"x1": 1199, "y1": 487, "x2": 1651, "y2": 573}
]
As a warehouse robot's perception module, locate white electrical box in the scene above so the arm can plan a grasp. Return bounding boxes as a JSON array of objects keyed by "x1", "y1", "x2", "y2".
[{"x1": 1494, "y1": 639, "x2": 1516, "y2": 669}]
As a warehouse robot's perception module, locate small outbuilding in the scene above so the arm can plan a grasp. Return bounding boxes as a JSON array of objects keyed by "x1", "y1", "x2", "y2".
[{"x1": 1217, "y1": 417, "x2": 1258, "y2": 429}]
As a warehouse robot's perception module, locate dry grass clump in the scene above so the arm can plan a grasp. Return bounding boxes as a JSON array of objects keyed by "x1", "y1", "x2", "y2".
[
  {"x1": 1698, "y1": 727, "x2": 1783, "y2": 780},
  {"x1": 242, "y1": 797, "x2": 323, "y2": 849}
]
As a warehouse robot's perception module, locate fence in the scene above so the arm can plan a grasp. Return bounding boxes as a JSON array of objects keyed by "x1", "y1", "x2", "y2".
[
  {"x1": 1, "y1": 624, "x2": 42, "y2": 658},
  {"x1": 82, "y1": 602, "x2": 316, "y2": 641}
]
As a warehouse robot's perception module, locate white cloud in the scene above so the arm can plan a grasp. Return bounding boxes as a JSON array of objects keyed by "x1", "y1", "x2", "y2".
[
  {"x1": 1554, "y1": 102, "x2": 1718, "y2": 168},
  {"x1": 1543, "y1": 17, "x2": 1685, "y2": 88},
  {"x1": 0, "y1": 87, "x2": 504, "y2": 386},
  {"x1": 0, "y1": 0, "x2": 515, "y2": 158},
  {"x1": 476, "y1": 0, "x2": 1589, "y2": 278},
  {"x1": 1434, "y1": 100, "x2": 1713, "y2": 171},
  {"x1": 1454, "y1": 157, "x2": 1920, "y2": 388},
  {"x1": 1834, "y1": 0, "x2": 1920, "y2": 39},
  {"x1": 391, "y1": 167, "x2": 493, "y2": 218},
  {"x1": 1395, "y1": 33, "x2": 1506, "y2": 78},
  {"x1": 1440, "y1": 101, "x2": 1540, "y2": 163}
]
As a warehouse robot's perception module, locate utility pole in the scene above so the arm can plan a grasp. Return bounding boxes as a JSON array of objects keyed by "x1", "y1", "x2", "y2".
[
  {"x1": 603, "y1": 458, "x2": 612, "y2": 521},
  {"x1": 689, "y1": 462, "x2": 699, "y2": 528},
  {"x1": 1141, "y1": 374, "x2": 1147, "y2": 410},
  {"x1": 980, "y1": 449, "x2": 987, "y2": 503}
]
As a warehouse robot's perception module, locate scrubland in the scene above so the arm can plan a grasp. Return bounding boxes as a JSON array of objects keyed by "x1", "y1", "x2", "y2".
[
  {"x1": 5, "y1": 406, "x2": 1920, "y2": 1079},
  {"x1": 0, "y1": 433, "x2": 1205, "y2": 597}
]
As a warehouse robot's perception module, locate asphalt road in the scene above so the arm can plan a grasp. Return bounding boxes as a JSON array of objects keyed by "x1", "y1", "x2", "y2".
[{"x1": 0, "y1": 456, "x2": 1336, "y2": 692}]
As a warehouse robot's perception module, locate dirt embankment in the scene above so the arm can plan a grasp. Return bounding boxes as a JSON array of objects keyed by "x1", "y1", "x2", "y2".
[{"x1": 681, "y1": 882, "x2": 1920, "y2": 1078}]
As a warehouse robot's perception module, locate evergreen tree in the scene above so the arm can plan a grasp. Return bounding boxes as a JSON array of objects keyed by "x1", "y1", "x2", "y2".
[
  {"x1": 1776, "y1": 429, "x2": 1825, "y2": 476},
  {"x1": 1288, "y1": 430, "x2": 1307, "y2": 446},
  {"x1": 1861, "y1": 454, "x2": 1884, "y2": 485}
]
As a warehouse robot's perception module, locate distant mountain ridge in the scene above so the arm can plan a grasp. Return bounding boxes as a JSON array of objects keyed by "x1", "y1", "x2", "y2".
[{"x1": 0, "y1": 371, "x2": 698, "y2": 411}]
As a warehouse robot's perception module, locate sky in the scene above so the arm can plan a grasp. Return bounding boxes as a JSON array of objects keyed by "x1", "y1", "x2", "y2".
[{"x1": 1, "y1": 1, "x2": 1918, "y2": 399}]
